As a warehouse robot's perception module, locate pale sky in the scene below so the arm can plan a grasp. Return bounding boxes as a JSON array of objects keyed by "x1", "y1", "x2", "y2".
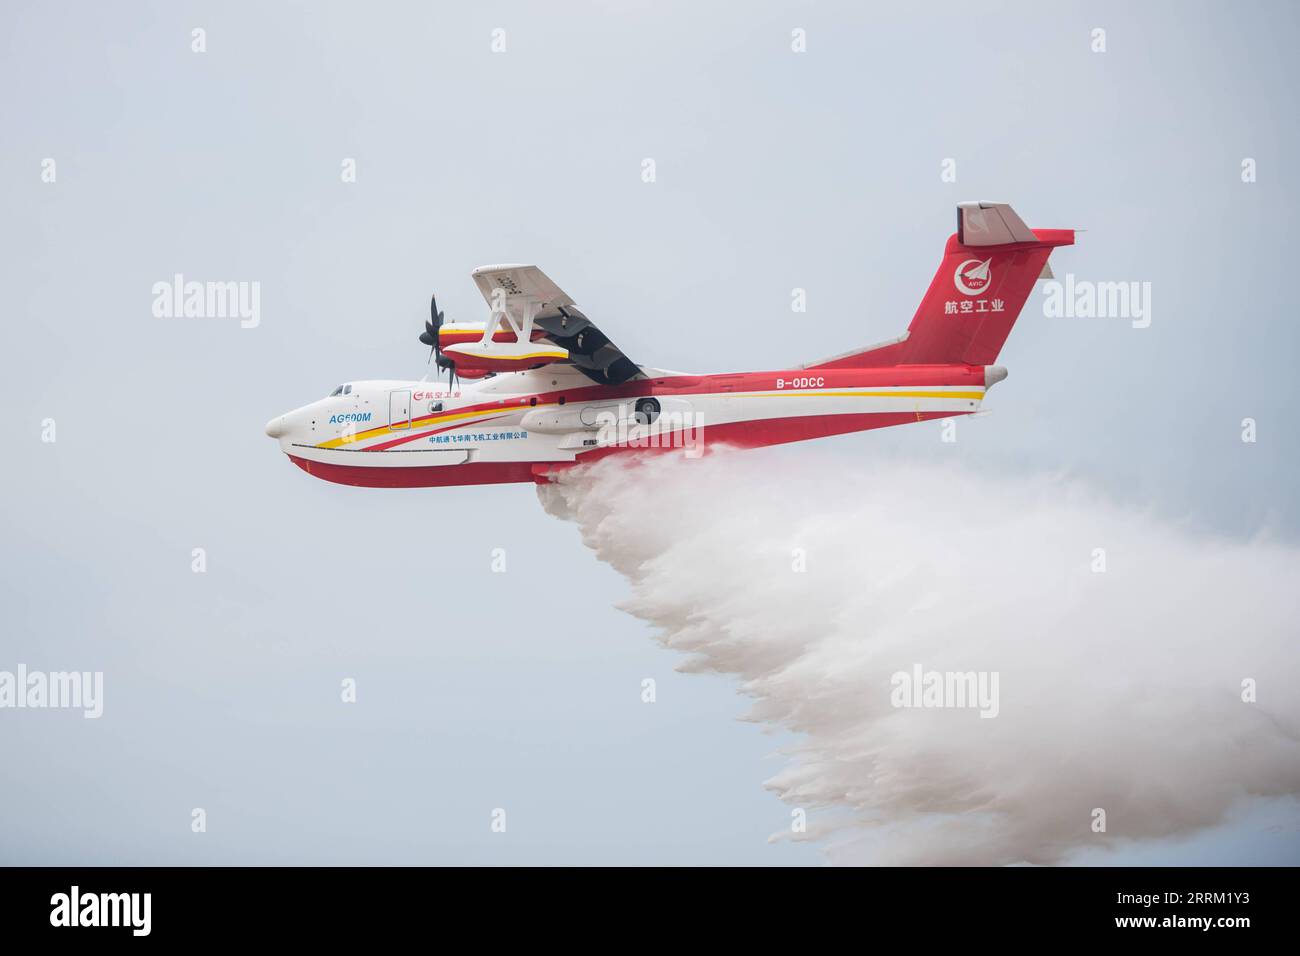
[{"x1": 2, "y1": 0, "x2": 1298, "y2": 865}]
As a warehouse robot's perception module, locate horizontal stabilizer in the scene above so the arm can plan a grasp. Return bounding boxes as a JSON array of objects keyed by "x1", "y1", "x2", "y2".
[{"x1": 957, "y1": 201, "x2": 1038, "y2": 246}]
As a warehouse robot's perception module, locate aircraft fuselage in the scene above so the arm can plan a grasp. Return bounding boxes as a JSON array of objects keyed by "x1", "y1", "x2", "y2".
[{"x1": 265, "y1": 362, "x2": 999, "y2": 488}]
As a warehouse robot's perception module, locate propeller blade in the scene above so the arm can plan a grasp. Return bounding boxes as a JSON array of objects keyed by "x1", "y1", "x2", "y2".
[
  {"x1": 430, "y1": 295, "x2": 445, "y2": 331},
  {"x1": 423, "y1": 291, "x2": 449, "y2": 373}
]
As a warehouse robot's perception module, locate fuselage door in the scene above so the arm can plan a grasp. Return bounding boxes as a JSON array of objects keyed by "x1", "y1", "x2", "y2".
[{"x1": 389, "y1": 389, "x2": 411, "y2": 429}]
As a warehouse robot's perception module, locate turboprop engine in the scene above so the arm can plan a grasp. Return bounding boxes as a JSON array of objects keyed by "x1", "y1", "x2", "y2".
[
  {"x1": 437, "y1": 323, "x2": 547, "y2": 349},
  {"x1": 443, "y1": 339, "x2": 569, "y2": 373},
  {"x1": 435, "y1": 323, "x2": 568, "y2": 372}
]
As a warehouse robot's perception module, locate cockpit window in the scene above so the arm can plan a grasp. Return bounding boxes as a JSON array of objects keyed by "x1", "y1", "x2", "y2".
[
  {"x1": 344, "y1": 384, "x2": 352, "y2": 395},
  {"x1": 329, "y1": 385, "x2": 344, "y2": 397}
]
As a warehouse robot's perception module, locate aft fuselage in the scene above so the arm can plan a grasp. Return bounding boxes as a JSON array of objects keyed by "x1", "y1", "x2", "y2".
[{"x1": 265, "y1": 363, "x2": 998, "y2": 488}]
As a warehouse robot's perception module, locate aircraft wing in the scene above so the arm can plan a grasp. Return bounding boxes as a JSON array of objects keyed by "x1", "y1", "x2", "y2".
[{"x1": 470, "y1": 264, "x2": 644, "y2": 385}]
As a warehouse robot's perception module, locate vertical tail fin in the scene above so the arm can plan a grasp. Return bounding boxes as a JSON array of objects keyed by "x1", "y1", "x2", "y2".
[{"x1": 811, "y1": 203, "x2": 1074, "y2": 369}]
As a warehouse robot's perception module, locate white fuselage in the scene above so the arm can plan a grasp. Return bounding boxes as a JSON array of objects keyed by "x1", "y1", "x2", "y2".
[{"x1": 266, "y1": 363, "x2": 992, "y2": 488}]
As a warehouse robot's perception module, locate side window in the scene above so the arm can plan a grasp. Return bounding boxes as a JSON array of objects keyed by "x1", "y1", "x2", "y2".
[{"x1": 429, "y1": 402, "x2": 443, "y2": 413}]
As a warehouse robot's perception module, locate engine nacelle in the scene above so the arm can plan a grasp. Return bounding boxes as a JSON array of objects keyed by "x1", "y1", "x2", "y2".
[
  {"x1": 439, "y1": 323, "x2": 546, "y2": 349},
  {"x1": 444, "y1": 339, "x2": 568, "y2": 372}
]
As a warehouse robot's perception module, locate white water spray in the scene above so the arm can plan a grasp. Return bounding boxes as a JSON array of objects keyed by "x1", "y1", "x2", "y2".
[{"x1": 539, "y1": 449, "x2": 1300, "y2": 865}]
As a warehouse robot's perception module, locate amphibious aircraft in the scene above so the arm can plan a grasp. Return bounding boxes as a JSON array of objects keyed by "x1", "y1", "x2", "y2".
[{"x1": 264, "y1": 202, "x2": 1073, "y2": 487}]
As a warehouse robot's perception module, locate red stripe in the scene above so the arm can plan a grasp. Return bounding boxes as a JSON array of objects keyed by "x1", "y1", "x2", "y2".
[
  {"x1": 289, "y1": 410, "x2": 973, "y2": 489},
  {"x1": 363, "y1": 414, "x2": 507, "y2": 451},
  {"x1": 289, "y1": 456, "x2": 538, "y2": 489},
  {"x1": 391, "y1": 365, "x2": 986, "y2": 432}
]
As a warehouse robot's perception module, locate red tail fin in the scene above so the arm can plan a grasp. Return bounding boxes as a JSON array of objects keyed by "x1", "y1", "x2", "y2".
[{"x1": 812, "y1": 203, "x2": 1074, "y2": 369}]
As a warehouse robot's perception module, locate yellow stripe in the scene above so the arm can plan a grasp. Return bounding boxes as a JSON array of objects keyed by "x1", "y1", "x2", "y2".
[
  {"x1": 449, "y1": 350, "x2": 568, "y2": 362},
  {"x1": 748, "y1": 389, "x2": 986, "y2": 401},
  {"x1": 315, "y1": 388, "x2": 978, "y2": 450},
  {"x1": 317, "y1": 405, "x2": 531, "y2": 449}
]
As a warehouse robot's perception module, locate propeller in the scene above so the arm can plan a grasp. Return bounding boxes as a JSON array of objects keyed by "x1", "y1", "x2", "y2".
[
  {"x1": 418, "y1": 293, "x2": 457, "y2": 389},
  {"x1": 437, "y1": 352, "x2": 458, "y2": 391}
]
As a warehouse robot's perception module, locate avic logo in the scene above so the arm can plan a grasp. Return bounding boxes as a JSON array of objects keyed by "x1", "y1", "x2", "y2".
[{"x1": 953, "y1": 258, "x2": 992, "y2": 296}]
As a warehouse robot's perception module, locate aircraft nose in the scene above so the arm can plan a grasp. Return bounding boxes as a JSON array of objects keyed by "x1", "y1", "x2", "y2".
[{"x1": 265, "y1": 416, "x2": 288, "y2": 439}]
